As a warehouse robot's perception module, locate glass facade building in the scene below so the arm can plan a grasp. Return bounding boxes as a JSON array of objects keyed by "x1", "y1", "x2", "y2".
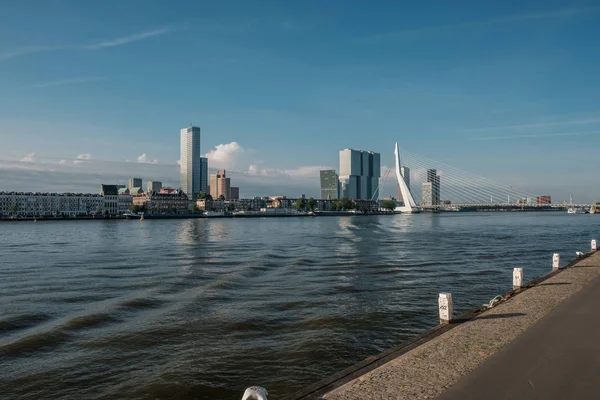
[{"x1": 320, "y1": 170, "x2": 339, "y2": 199}]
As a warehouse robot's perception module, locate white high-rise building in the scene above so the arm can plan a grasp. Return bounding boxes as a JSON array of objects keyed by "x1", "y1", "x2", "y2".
[
  {"x1": 180, "y1": 126, "x2": 201, "y2": 200},
  {"x1": 338, "y1": 148, "x2": 381, "y2": 200}
]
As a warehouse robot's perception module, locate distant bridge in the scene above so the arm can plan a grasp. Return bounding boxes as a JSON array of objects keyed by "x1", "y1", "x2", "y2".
[{"x1": 380, "y1": 143, "x2": 593, "y2": 213}]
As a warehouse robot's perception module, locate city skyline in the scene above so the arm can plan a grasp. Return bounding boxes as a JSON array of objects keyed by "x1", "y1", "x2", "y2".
[{"x1": 1, "y1": 1, "x2": 600, "y2": 201}]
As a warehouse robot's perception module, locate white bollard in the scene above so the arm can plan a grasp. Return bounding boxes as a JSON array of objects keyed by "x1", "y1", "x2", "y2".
[
  {"x1": 513, "y1": 268, "x2": 523, "y2": 289},
  {"x1": 438, "y1": 293, "x2": 453, "y2": 323},
  {"x1": 553, "y1": 253, "x2": 560, "y2": 270},
  {"x1": 592, "y1": 240, "x2": 597, "y2": 251}
]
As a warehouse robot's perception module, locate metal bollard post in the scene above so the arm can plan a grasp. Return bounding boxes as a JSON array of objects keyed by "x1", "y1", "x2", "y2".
[
  {"x1": 553, "y1": 253, "x2": 560, "y2": 270},
  {"x1": 592, "y1": 240, "x2": 597, "y2": 251},
  {"x1": 438, "y1": 293, "x2": 453, "y2": 324},
  {"x1": 513, "y1": 268, "x2": 523, "y2": 289}
]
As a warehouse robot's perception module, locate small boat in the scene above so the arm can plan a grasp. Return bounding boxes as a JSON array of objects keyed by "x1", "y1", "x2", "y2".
[
  {"x1": 567, "y1": 195, "x2": 585, "y2": 214},
  {"x1": 140, "y1": 213, "x2": 145, "y2": 221}
]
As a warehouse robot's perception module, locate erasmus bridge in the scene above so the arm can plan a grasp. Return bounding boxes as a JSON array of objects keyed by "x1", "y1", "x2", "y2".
[{"x1": 376, "y1": 143, "x2": 590, "y2": 213}]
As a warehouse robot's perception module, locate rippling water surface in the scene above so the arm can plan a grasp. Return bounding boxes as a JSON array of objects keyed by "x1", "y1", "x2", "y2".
[{"x1": 1, "y1": 213, "x2": 598, "y2": 399}]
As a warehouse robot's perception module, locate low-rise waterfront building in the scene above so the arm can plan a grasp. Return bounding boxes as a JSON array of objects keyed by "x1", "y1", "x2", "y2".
[
  {"x1": 132, "y1": 189, "x2": 188, "y2": 214},
  {"x1": 196, "y1": 199, "x2": 227, "y2": 212},
  {"x1": 0, "y1": 192, "x2": 103, "y2": 217},
  {"x1": 229, "y1": 198, "x2": 265, "y2": 211},
  {"x1": 100, "y1": 185, "x2": 119, "y2": 215}
]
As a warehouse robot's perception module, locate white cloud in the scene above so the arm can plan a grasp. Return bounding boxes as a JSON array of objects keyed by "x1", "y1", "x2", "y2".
[
  {"x1": 137, "y1": 153, "x2": 159, "y2": 164},
  {"x1": 58, "y1": 159, "x2": 67, "y2": 165},
  {"x1": 246, "y1": 164, "x2": 330, "y2": 180},
  {"x1": 74, "y1": 153, "x2": 92, "y2": 164},
  {"x1": 204, "y1": 142, "x2": 245, "y2": 170},
  {"x1": 20, "y1": 153, "x2": 36, "y2": 162}
]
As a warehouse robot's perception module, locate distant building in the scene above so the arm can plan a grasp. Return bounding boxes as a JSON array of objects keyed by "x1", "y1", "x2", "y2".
[
  {"x1": 210, "y1": 169, "x2": 231, "y2": 199},
  {"x1": 100, "y1": 184, "x2": 119, "y2": 215},
  {"x1": 230, "y1": 186, "x2": 240, "y2": 200},
  {"x1": 338, "y1": 148, "x2": 380, "y2": 200},
  {"x1": 133, "y1": 189, "x2": 188, "y2": 214},
  {"x1": 427, "y1": 169, "x2": 440, "y2": 205},
  {"x1": 180, "y1": 126, "x2": 202, "y2": 200},
  {"x1": 147, "y1": 181, "x2": 162, "y2": 193},
  {"x1": 200, "y1": 157, "x2": 208, "y2": 195},
  {"x1": 537, "y1": 195, "x2": 551, "y2": 204},
  {"x1": 320, "y1": 170, "x2": 339, "y2": 199},
  {"x1": 230, "y1": 198, "x2": 265, "y2": 211},
  {"x1": 0, "y1": 192, "x2": 103, "y2": 217},
  {"x1": 130, "y1": 187, "x2": 144, "y2": 195},
  {"x1": 422, "y1": 182, "x2": 433, "y2": 206},
  {"x1": 128, "y1": 177, "x2": 142, "y2": 191},
  {"x1": 118, "y1": 193, "x2": 132, "y2": 214},
  {"x1": 517, "y1": 198, "x2": 528, "y2": 205}
]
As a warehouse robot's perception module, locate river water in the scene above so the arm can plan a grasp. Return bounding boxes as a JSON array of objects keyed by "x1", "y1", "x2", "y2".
[{"x1": 1, "y1": 212, "x2": 598, "y2": 399}]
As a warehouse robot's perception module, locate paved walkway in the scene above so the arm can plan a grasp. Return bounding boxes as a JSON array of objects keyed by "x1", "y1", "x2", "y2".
[
  {"x1": 437, "y1": 273, "x2": 600, "y2": 400},
  {"x1": 319, "y1": 251, "x2": 600, "y2": 400}
]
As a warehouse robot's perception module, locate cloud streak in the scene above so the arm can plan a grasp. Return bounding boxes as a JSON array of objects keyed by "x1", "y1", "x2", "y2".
[
  {"x1": 83, "y1": 28, "x2": 170, "y2": 50},
  {"x1": 0, "y1": 27, "x2": 170, "y2": 60}
]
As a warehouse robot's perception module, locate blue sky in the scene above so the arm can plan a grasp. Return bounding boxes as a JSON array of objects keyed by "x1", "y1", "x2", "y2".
[{"x1": 1, "y1": 0, "x2": 599, "y2": 201}]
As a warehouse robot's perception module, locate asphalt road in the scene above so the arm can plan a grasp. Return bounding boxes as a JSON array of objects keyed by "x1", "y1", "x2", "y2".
[{"x1": 437, "y1": 274, "x2": 600, "y2": 400}]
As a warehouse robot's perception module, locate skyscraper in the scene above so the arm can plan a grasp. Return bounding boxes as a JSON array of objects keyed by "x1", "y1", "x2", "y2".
[
  {"x1": 210, "y1": 170, "x2": 231, "y2": 199},
  {"x1": 180, "y1": 126, "x2": 201, "y2": 200},
  {"x1": 200, "y1": 157, "x2": 208, "y2": 195},
  {"x1": 338, "y1": 149, "x2": 380, "y2": 200},
  {"x1": 422, "y1": 182, "x2": 433, "y2": 206},
  {"x1": 230, "y1": 187, "x2": 240, "y2": 200},
  {"x1": 128, "y1": 177, "x2": 142, "y2": 190},
  {"x1": 426, "y1": 168, "x2": 440, "y2": 205},
  {"x1": 320, "y1": 170, "x2": 339, "y2": 199}
]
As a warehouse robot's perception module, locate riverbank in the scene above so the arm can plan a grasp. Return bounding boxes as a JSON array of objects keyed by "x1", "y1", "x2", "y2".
[
  {"x1": 288, "y1": 249, "x2": 600, "y2": 400},
  {"x1": 0, "y1": 211, "x2": 392, "y2": 222}
]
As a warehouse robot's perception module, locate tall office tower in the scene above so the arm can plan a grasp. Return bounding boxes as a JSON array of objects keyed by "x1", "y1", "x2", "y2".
[
  {"x1": 230, "y1": 187, "x2": 240, "y2": 200},
  {"x1": 180, "y1": 126, "x2": 201, "y2": 200},
  {"x1": 422, "y1": 182, "x2": 433, "y2": 206},
  {"x1": 397, "y1": 166, "x2": 410, "y2": 202},
  {"x1": 210, "y1": 170, "x2": 231, "y2": 199},
  {"x1": 146, "y1": 181, "x2": 162, "y2": 193},
  {"x1": 426, "y1": 168, "x2": 440, "y2": 205},
  {"x1": 338, "y1": 148, "x2": 381, "y2": 200},
  {"x1": 320, "y1": 170, "x2": 339, "y2": 199},
  {"x1": 200, "y1": 157, "x2": 208, "y2": 195},
  {"x1": 128, "y1": 177, "x2": 142, "y2": 190}
]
